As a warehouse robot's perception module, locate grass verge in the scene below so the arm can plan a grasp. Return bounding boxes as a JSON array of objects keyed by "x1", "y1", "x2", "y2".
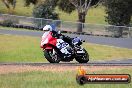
[
  {"x1": 0, "y1": 34, "x2": 132, "y2": 62},
  {"x1": 0, "y1": 67, "x2": 131, "y2": 88},
  {"x1": 0, "y1": 34, "x2": 44, "y2": 62}
]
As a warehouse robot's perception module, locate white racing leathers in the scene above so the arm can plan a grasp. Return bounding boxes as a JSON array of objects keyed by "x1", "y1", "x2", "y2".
[{"x1": 56, "y1": 39, "x2": 71, "y2": 55}]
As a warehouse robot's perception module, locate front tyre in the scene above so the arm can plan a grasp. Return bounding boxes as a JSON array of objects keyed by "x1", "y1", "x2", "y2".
[
  {"x1": 44, "y1": 49, "x2": 60, "y2": 63},
  {"x1": 75, "y1": 49, "x2": 89, "y2": 63}
]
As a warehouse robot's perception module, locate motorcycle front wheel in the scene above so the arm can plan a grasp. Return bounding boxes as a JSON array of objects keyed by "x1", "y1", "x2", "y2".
[
  {"x1": 44, "y1": 49, "x2": 60, "y2": 63},
  {"x1": 75, "y1": 49, "x2": 89, "y2": 63}
]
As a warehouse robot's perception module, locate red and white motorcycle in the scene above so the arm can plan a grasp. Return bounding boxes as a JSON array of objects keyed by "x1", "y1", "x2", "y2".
[{"x1": 40, "y1": 26, "x2": 89, "y2": 63}]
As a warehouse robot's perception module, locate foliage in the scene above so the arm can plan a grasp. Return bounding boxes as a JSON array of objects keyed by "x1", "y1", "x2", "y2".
[
  {"x1": 32, "y1": 0, "x2": 59, "y2": 27},
  {"x1": 104, "y1": 0, "x2": 132, "y2": 37},
  {"x1": 24, "y1": 0, "x2": 38, "y2": 6},
  {"x1": 104, "y1": 0, "x2": 132, "y2": 26},
  {"x1": 24, "y1": 0, "x2": 101, "y2": 32},
  {"x1": 32, "y1": 0, "x2": 59, "y2": 20},
  {"x1": 58, "y1": 0, "x2": 75, "y2": 14}
]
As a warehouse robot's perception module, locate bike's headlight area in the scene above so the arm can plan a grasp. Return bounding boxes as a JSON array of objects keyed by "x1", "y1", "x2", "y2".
[
  {"x1": 72, "y1": 37, "x2": 82, "y2": 45},
  {"x1": 41, "y1": 38, "x2": 48, "y2": 47}
]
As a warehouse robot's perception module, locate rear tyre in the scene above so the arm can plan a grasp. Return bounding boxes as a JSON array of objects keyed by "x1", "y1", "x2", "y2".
[
  {"x1": 75, "y1": 49, "x2": 89, "y2": 63},
  {"x1": 44, "y1": 49, "x2": 60, "y2": 63}
]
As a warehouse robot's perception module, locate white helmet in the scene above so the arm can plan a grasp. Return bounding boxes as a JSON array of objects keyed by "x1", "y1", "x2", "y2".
[{"x1": 43, "y1": 25, "x2": 52, "y2": 31}]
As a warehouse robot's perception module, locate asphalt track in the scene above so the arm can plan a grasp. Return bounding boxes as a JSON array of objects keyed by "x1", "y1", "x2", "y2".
[
  {"x1": 0, "y1": 62, "x2": 132, "y2": 66},
  {"x1": 0, "y1": 29, "x2": 132, "y2": 65}
]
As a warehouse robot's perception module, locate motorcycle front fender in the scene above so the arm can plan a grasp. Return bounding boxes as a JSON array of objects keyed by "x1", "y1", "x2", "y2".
[
  {"x1": 42, "y1": 44, "x2": 53, "y2": 50},
  {"x1": 45, "y1": 46, "x2": 53, "y2": 49}
]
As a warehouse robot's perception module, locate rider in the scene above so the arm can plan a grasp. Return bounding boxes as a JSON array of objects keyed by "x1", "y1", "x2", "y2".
[{"x1": 43, "y1": 24, "x2": 73, "y2": 45}]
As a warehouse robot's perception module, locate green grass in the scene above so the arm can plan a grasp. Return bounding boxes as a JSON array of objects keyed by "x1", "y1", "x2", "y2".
[
  {"x1": 83, "y1": 43, "x2": 132, "y2": 61},
  {"x1": 0, "y1": 68, "x2": 132, "y2": 88},
  {"x1": 0, "y1": 0, "x2": 107, "y2": 24},
  {"x1": 0, "y1": 34, "x2": 44, "y2": 62},
  {"x1": 0, "y1": 0, "x2": 33, "y2": 16},
  {"x1": 0, "y1": 34, "x2": 132, "y2": 62}
]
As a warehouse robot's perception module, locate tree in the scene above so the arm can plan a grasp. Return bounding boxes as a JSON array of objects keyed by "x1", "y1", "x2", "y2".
[
  {"x1": 24, "y1": 0, "x2": 100, "y2": 32},
  {"x1": 24, "y1": 0, "x2": 58, "y2": 19},
  {"x1": 32, "y1": 0, "x2": 59, "y2": 27},
  {"x1": 1, "y1": 0, "x2": 16, "y2": 13},
  {"x1": 57, "y1": 0, "x2": 76, "y2": 14},
  {"x1": 104, "y1": 0, "x2": 132, "y2": 37},
  {"x1": 32, "y1": 0, "x2": 59, "y2": 20},
  {"x1": 58, "y1": 0, "x2": 100, "y2": 32}
]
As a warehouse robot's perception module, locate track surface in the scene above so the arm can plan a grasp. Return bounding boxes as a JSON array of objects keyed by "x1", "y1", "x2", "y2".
[
  {"x1": 0, "y1": 29, "x2": 132, "y2": 49},
  {"x1": 0, "y1": 60, "x2": 132, "y2": 66}
]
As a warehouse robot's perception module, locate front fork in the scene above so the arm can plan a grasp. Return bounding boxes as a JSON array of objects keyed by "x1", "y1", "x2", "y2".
[
  {"x1": 74, "y1": 46, "x2": 85, "y2": 54},
  {"x1": 52, "y1": 49, "x2": 56, "y2": 55},
  {"x1": 43, "y1": 48, "x2": 56, "y2": 55}
]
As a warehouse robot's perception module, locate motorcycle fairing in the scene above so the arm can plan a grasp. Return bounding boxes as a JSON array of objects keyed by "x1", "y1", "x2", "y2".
[
  {"x1": 56, "y1": 39, "x2": 71, "y2": 55},
  {"x1": 40, "y1": 31, "x2": 57, "y2": 49}
]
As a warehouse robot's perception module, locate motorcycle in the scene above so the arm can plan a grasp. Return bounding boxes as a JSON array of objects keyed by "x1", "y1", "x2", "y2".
[{"x1": 40, "y1": 30, "x2": 89, "y2": 63}]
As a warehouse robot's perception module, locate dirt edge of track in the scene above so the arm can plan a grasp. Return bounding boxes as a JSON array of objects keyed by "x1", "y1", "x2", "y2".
[{"x1": 0, "y1": 65, "x2": 132, "y2": 74}]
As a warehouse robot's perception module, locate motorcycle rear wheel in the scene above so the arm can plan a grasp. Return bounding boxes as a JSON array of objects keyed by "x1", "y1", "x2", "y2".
[{"x1": 44, "y1": 49, "x2": 60, "y2": 63}]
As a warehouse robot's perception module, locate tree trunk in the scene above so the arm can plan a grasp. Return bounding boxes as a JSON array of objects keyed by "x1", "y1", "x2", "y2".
[
  {"x1": 2, "y1": 0, "x2": 10, "y2": 9},
  {"x1": 77, "y1": 12, "x2": 86, "y2": 32}
]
